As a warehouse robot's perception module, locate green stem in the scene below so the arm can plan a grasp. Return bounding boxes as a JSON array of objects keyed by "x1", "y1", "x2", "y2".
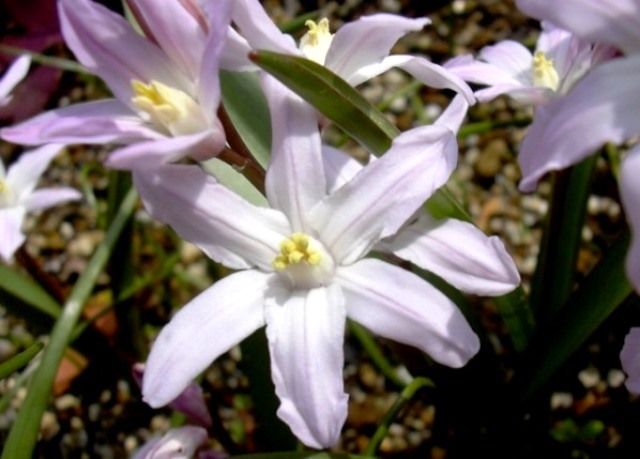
[
  {"x1": 0, "y1": 44, "x2": 87, "y2": 74},
  {"x1": 348, "y1": 321, "x2": 410, "y2": 389},
  {"x1": 364, "y1": 377, "x2": 434, "y2": 457},
  {"x1": 1, "y1": 189, "x2": 138, "y2": 459},
  {"x1": 530, "y1": 155, "x2": 598, "y2": 324},
  {"x1": 458, "y1": 116, "x2": 532, "y2": 139}
]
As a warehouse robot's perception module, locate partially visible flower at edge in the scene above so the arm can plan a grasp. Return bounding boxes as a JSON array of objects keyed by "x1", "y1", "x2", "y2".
[
  {"x1": 136, "y1": 77, "x2": 521, "y2": 448},
  {"x1": 444, "y1": 21, "x2": 614, "y2": 105},
  {"x1": 225, "y1": 0, "x2": 476, "y2": 104},
  {"x1": 1, "y1": 0, "x2": 232, "y2": 169},
  {"x1": 132, "y1": 363, "x2": 213, "y2": 429},
  {"x1": 620, "y1": 327, "x2": 640, "y2": 395},
  {"x1": 133, "y1": 426, "x2": 211, "y2": 459},
  {"x1": 0, "y1": 144, "x2": 81, "y2": 261},
  {"x1": 512, "y1": 0, "x2": 640, "y2": 292}
]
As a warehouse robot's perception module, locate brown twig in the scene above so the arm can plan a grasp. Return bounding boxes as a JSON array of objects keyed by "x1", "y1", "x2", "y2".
[{"x1": 15, "y1": 246, "x2": 68, "y2": 304}]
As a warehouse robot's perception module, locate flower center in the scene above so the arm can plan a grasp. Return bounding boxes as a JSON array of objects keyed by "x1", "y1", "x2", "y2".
[
  {"x1": 272, "y1": 232, "x2": 335, "y2": 289},
  {"x1": 299, "y1": 18, "x2": 334, "y2": 65},
  {"x1": 532, "y1": 51, "x2": 560, "y2": 91},
  {"x1": 131, "y1": 80, "x2": 209, "y2": 136}
]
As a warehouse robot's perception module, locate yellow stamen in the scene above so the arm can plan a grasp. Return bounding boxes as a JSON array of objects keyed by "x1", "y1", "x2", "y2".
[
  {"x1": 532, "y1": 51, "x2": 560, "y2": 91},
  {"x1": 299, "y1": 18, "x2": 334, "y2": 65},
  {"x1": 0, "y1": 180, "x2": 5, "y2": 194},
  {"x1": 272, "y1": 233, "x2": 323, "y2": 271},
  {"x1": 131, "y1": 79, "x2": 208, "y2": 136}
]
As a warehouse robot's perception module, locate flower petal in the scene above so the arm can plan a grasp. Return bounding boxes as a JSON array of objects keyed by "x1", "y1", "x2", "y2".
[
  {"x1": 0, "y1": 207, "x2": 27, "y2": 262},
  {"x1": 6, "y1": 144, "x2": 63, "y2": 199},
  {"x1": 516, "y1": 0, "x2": 640, "y2": 55},
  {"x1": 133, "y1": 164, "x2": 290, "y2": 271},
  {"x1": 221, "y1": 27, "x2": 255, "y2": 71},
  {"x1": 337, "y1": 258, "x2": 480, "y2": 367},
  {"x1": 348, "y1": 54, "x2": 475, "y2": 103},
  {"x1": 326, "y1": 14, "x2": 429, "y2": 82},
  {"x1": 378, "y1": 214, "x2": 521, "y2": 296},
  {"x1": 105, "y1": 130, "x2": 223, "y2": 170},
  {"x1": 1, "y1": 100, "x2": 161, "y2": 146},
  {"x1": 133, "y1": 426, "x2": 208, "y2": 459},
  {"x1": 23, "y1": 188, "x2": 82, "y2": 212},
  {"x1": 231, "y1": 0, "x2": 297, "y2": 54},
  {"x1": 133, "y1": 363, "x2": 212, "y2": 428},
  {"x1": 127, "y1": 0, "x2": 207, "y2": 79},
  {"x1": 444, "y1": 54, "x2": 523, "y2": 87},
  {"x1": 309, "y1": 125, "x2": 457, "y2": 264},
  {"x1": 322, "y1": 146, "x2": 365, "y2": 194},
  {"x1": 262, "y1": 75, "x2": 326, "y2": 231},
  {"x1": 519, "y1": 55, "x2": 640, "y2": 192},
  {"x1": 620, "y1": 146, "x2": 640, "y2": 293},
  {"x1": 620, "y1": 327, "x2": 640, "y2": 395},
  {"x1": 265, "y1": 283, "x2": 348, "y2": 449},
  {"x1": 0, "y1": 55, "x2": 31, "y2": 102},
  {"x1": 58, "y1": 0, "x2": 188, "y2": 106},
  {"x1": 478, "y1": 40, "x2": 534, "y2": 83},
  {"x1": 197, "y1": 0, "x2": 232, "y2": 120},
  {"x1": 143, "y1": 270, "x2": 271, "y2": 407},
  {"x1": 434, "y1": 94, "x2": 469, "y2": 133}
]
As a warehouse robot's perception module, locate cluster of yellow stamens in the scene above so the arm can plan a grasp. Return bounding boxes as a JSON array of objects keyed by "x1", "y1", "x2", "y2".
[
  {"x1": 0, "y1": 180, "x2": 6, "y2": 194},
  {"x1": 272, "y1": 233, "x2": 322, "y2": 271},
  {"x1": 131, "y1": 79, "x2": 207, "y2": 136},
  {"x1": 532, "y1": 51, "x2": 560, "y2": 91}
]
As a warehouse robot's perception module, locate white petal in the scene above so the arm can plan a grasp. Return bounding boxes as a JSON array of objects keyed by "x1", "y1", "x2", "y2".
[
  {"x1": 265, "y1": 283, "x2": 348, "y2": 449},
  {"x1": 322, "y1": 145, "x2": 365, "y2": 194},
  {"x1": 231, "y1": 0, "x2": 298, "y2": 54},
  {"x1": 310, "y1": 125, "x2": 457, "y2": 264},
  {"x1": 58, "y1": 0, "x2": 189, "y2": 106},
  {"x1": 620, "y1": 327, "x2": 640, "y2": 395},
  {"x1": 0, "y1": 100, "x2": 162, "y2": 146},
  {"x1": 349, "y1": 54, "x2": 475, "y2": 104},
  {"x1": 478, "y1": 40, "x2": 534, "y2": 83},
  {"x1": 23, "y1": 188, "x2": 82, "y2": 211},
  {"x1": 133, "y1": 426, "x2": 208, "y2": 459},
  {"x1": 197, "y1": 0, "x2": 232, "y2": 120},
  {"x1": 6, "y1": 145, "x2": 64, "y2": 200},
  {"x1": 434, "y1": 94, "x2": 469, "y2": 134},
  {"x1": 127, "y1": 0, "x2": 207, "y2": 79},
  {"x1": 337, "y1": 258, "x2": 480, "y2": 367},
  {"x1": 326, "y1": 14, "x2": 429, "y2": 81},
  {"x1": 378, "y1": 214, "x2": 520, "y2": 296},
  {"x1": 262, "y1": 75, "x2": 326, "y2": 230},
  {"x1": 143, "y1": 270, "x2": 272, "y2": 407},
  {"x1": 133, "y1": 164, "x2": 291, "y2": 271},
  {"x1": 517, "y1": 0, "x2": 640, "y2": 55},
  {"x1": 0, "y1": 55, "x2": 31, "y2": 101},
  {"x1": 0, "y1": 207, "x2": 27, "y2": 262},
  {"x1": 444, "y1": 54, "x2": 523, "y2": 87},
  {"x1": 620, "y1": 146, "x2": 640, "y2": 293},
  {"x1": 519, "y1": 55, "x2": 640, "y2": 192}
]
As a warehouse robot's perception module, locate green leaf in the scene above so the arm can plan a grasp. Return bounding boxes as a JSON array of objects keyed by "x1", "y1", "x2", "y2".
[
  {"x1": 0, "y1": 342, "x2": 44, "y2": 380},
  {"x1": 220, "y1": 70, "x2": 272, "y2": 168},
  {"x1": 1, "y1": 188, "x2": 138, "y2": 459},
  {"x1": 232, "y1": 454, "x2": 371, "y2": 459},
  {"x1": 0, "y1": 265, "x2": 61, "y2": 319},
  {"x1": 250, "y1": 50, "x2": 398, "y2": 155},
  {"x1": 201, "y1": 158, "x2": 268, "y2": 207},
  {"x1": 517, "y1": 232, "x2": 632, "y2": 401}
]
